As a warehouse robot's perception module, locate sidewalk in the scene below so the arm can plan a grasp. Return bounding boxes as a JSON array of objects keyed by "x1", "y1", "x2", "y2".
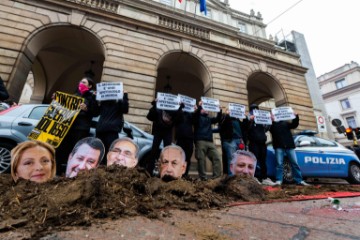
[{"x1": 3, "y1": 197, "x2": 360, "y2": 240}]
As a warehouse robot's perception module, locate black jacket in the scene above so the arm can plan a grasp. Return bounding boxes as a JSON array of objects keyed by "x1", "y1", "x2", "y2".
[
  {"x1": 96, "y1": 93, "x2": 129, "y2": 133},
  {"x1": 270, "y1": 115, "x2": 299, "y2": 149},
  {"x1": 0, "y1": 77, "x2": 9, "y2": 101},
  {"x1": 71, "y1": 90, "x2": 99, "y2": 131},
  {"x1": 146, "y1": 101, "x2": 183, "y2": 134},
  {"x1": 194, "y1": 106, "x2": 222, "y2": 142},
  {"x1": 243, "y1": 117, "x2": 269, "y2": 144},
  {"x1": 219, "y1": 114, "x2": 245, "y2": 141},
  {"x1": 175, "y1": 111, "x2": 194, "y2": 140}
]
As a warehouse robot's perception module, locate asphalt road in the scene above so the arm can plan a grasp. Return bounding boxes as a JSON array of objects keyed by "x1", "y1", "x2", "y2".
[{"x1": 2, "y1": 196, "x2": 360, "y2": 240}]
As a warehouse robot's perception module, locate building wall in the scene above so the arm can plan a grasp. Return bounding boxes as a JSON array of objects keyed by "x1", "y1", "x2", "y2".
[
  {"x1": 0, "y1": 0, "x2": 316, "y2": 133},
  {"x1": 318, "y1": 61, "x2": 360, "y2": 145}
]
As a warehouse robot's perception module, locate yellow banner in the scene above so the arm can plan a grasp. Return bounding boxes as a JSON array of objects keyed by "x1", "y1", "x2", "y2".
[{"x1": 28, "y1": 92, "x2": 84, "y2": 148}]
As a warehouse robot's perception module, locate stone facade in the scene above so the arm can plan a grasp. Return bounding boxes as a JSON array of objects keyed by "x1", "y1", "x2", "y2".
[{"x1": 0, "y1": 0, "x2": 316, "y2": 133}]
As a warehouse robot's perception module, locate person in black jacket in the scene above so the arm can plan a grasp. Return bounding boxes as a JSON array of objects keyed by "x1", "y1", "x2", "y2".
[
  {"x1": 0, "y1": 76, "x2": 9, "y2": 101},
  {"x1": 55, "y1": 77, "x2": 99, "y2": 175},
  {"x1": 269, "y1": 113, "x2": 309, "y2": 186},
  {"x1": 175, "y1": 111, "x2": 194, "y2": 176},
  {"x1": 146, "y1": 99, "x2": 184, "y2": 176},
  {"x1": 193, "y1": 101, "x2": 222, "y2": 180},
  {"x1": 96, "y1": 91, "x2": 129, "y2": 164},
  {"x1": 219, "y1": 108, "x2": 246, "y2": 175},
  {"x1": 244, "y1": 104, "x2": 275, "y2": 185}
]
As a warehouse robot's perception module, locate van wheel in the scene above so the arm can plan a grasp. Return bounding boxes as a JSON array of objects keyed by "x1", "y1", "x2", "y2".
[
  {"x1": 347, "y1": 162, "x2": 360, "y2": 184},
  {"x1": 0, "y1": 142, "x2": 15, "y2": 173}
]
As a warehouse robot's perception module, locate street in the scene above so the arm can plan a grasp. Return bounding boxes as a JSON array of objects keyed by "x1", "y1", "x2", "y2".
[{"x1": 2, "y1": 196, "x2": 360, "y2": 240}]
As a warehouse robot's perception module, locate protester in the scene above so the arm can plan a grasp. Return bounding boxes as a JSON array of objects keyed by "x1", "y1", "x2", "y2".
[
  {"x1": 175, "y1": 111, "x2": 194, "y2": 176},
  {"x1": 219, "y1": 107, "x2": 247, "y2": 175},
  {"x1": 269, "y1": 112, "x2": 309, "y2": 186},
  {"x1": 230, "y1": 150, "x2": 257, "y2": 177},
  {"x1": 107, "y1": 137, "x2": 139, "y2": 168},
  {"x1": 56, "y1": 77, "x2": 99, "y2": 175},
  {"x1": 159, "y1": 145, "x2": 187, "y2": 181},
  {"x1": 146, "y1": 98, "x2": 184, "y2": 176},
  {"x1": 65, "y1": 137, "x2": 104, "y2": 178},
  {"x1": 243, "y1": 104, "x2": 275, "y2": 186},
  {"x1": 0, "y1": 76, "x2": 9, "y2": 101},
  {"x1": 11, "y1": 140, "x2": 56, "y2": 183},
  {"x1": 193, "y1": 101, "x2": 222, "y2": 180},
  {"x1": 96, "y1": 91, "x2": 129, "y2": 164}
]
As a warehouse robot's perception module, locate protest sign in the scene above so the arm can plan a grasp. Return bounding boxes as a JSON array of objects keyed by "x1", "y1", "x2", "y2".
[
  {"x1": 179, "y1": 94, "x2": 196, "y2": 112},
  {"x1": 156, "y1": 92, "x2": 180, "y2": 111},
  {"x1": 271, "y1": 106, "x2": 295, "y2": 122},
  {"x1": 228, "y1": 103, "x2": 246, "y2": 119},
  {"x1": 201, "y1": 97, "x2": 220, "y2": 112},
  {"x1": 253, "y1": 109, "x2": 272, "y2": 125},
  {"x1": 96, "y1": 82, "x2": 123, "y2": 101},
  {"x1": 28, "y1": 92, "x2": 84, "y2": 148}
]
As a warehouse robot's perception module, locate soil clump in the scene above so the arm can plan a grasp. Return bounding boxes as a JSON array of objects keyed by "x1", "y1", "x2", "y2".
[{"x1": 0, "y1": 166, "x2": 359, "y2": 239}]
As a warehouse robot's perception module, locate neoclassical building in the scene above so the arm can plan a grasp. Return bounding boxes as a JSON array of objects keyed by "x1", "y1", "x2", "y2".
[{"x1": 1, "y1": 0, "x2": 316, "y2": 133}]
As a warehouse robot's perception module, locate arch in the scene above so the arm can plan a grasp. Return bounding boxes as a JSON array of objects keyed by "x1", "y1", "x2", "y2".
[
  {"x1": 155, "y1": 51, "x2": 212, "y2": 100},
  {"x1": 247, "y1": 71, "x2": 287, "y2": 107},
  {"x1": 8, "y1": 24, "x2": 106, "y2": 103}
]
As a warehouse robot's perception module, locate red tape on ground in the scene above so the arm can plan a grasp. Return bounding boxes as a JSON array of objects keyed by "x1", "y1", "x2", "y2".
[{"x1": 227, "y1": 191, "x2": 360, "y2": 207}]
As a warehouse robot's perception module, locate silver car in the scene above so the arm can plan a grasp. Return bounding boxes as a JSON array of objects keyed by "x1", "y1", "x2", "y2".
[{"x1": 0, "y1": 104, "x2": 155, "y2": 173}]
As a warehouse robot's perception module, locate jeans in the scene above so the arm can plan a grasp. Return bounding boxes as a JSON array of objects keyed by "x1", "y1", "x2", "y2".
[{"x1": 275, "y1": 148, "x2": 303, "y2": 183}]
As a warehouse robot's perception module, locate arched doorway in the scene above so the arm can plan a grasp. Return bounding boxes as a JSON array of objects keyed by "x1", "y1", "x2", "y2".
[
  {"x1": 156, "y1": 52, "x2": 211, "y2": 100},
  {"x1": 154, "y1": 52, "x2": 212, "y2": 175},
  {"x1": 247, "y1": 71, "x2": 286, "y2": 108},
  {"x1": 9, "y1": 25, "x2": 105, "y2": 103}
]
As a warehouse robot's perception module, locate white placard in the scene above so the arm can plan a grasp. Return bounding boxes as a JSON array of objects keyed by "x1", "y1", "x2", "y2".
[
  {"x1": 96, "y1": 82, "x2": 123, "y2": 101},
  {"x1": 156, "y1": 92, "x2": 180, "y2": 111},
  {"x1": 253, "y1": 109, "x2": 272, "y2": 125},
  {"x1": 228, "y1": 103, "x2": 246, "y2": 119},
  {"x1": 271, "y1": 107, "x2": 295, "y2": 122},
  {"x1": 201, "y1": 97, "x2": 220, "y2": 112},
  {"x1": 179, "y1": 94, "x2": 196, "y2": 113},
  {"x1": 316, "y1": 115, "x2": 327, "y2": 133}
]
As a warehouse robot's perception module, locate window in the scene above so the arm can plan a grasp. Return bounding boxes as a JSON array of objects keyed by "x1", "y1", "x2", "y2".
[
  {"x1": 160, "y1": 0, "x2": 173, "y2": 6},
  {"x1": 316, "y1": 137, "x2": 337, "y2": 147},
  {"x1": 346, "y1": 116, "x2": 356, "y2": 128},
  {"x1": 340, "y1": 98, "x2": 351, "y2": 110},
  {"x1": 296, "y1": 136, "x2": 316, "y2": 147},
  {"x1": 238, "y1": 22, "x2": 246, "y2": 33},
  {"x1": 335, "y1": 79, "x2": 346, "y2": 89},
  {"x1": 28, "y1": 106, "x2": 47, "y2": 120}
]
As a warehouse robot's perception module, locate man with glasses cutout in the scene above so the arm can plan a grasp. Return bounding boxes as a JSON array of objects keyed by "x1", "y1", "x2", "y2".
[{"x1": 107, "y1": 137, "x2": 139, "y2": 168}]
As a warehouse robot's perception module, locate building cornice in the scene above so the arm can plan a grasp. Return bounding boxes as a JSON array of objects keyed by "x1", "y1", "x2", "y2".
[
  {"x1": 318, "y1": 66, "x2": 360, "y2": 86},
  {"x1": 29, "y1": 0, "x2": 303, "y2": 72},
  {"x1": 322, "y1": 81, "x2": 360, "y2": 100}
]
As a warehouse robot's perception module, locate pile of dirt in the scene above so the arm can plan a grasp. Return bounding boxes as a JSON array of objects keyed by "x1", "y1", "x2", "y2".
[{"x1": 0, "y1": 166, "x2": 359, "y2": 238}]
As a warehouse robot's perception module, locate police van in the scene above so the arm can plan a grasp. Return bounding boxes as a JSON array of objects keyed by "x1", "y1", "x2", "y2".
[{"x1": 266, "y1": 130, "x2": 360, "y2": 184}]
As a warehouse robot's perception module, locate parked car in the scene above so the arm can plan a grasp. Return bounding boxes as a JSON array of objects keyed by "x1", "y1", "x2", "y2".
[
  {"x1": 266, "y1": 130, "x2": 360, "y2": 184},
  {"x1": 0, "y1": 104, "x2": 155, "y2": 173}
]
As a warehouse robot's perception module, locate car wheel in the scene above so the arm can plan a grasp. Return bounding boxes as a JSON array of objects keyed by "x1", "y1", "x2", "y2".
[
  {"x1": 283, "y1": 159, "x2": 294, "y2": 183},
  {"x1": 0, "y1": 142, "x2": 15, "y2": 173},
  {"x1": 347, "y1": 162, "x2": 360, "y2": 184}
]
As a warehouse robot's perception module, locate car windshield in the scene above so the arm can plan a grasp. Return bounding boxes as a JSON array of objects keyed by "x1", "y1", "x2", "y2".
[{"x1": 295, "y1": 135, "x2": 337, "y2": 147}]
